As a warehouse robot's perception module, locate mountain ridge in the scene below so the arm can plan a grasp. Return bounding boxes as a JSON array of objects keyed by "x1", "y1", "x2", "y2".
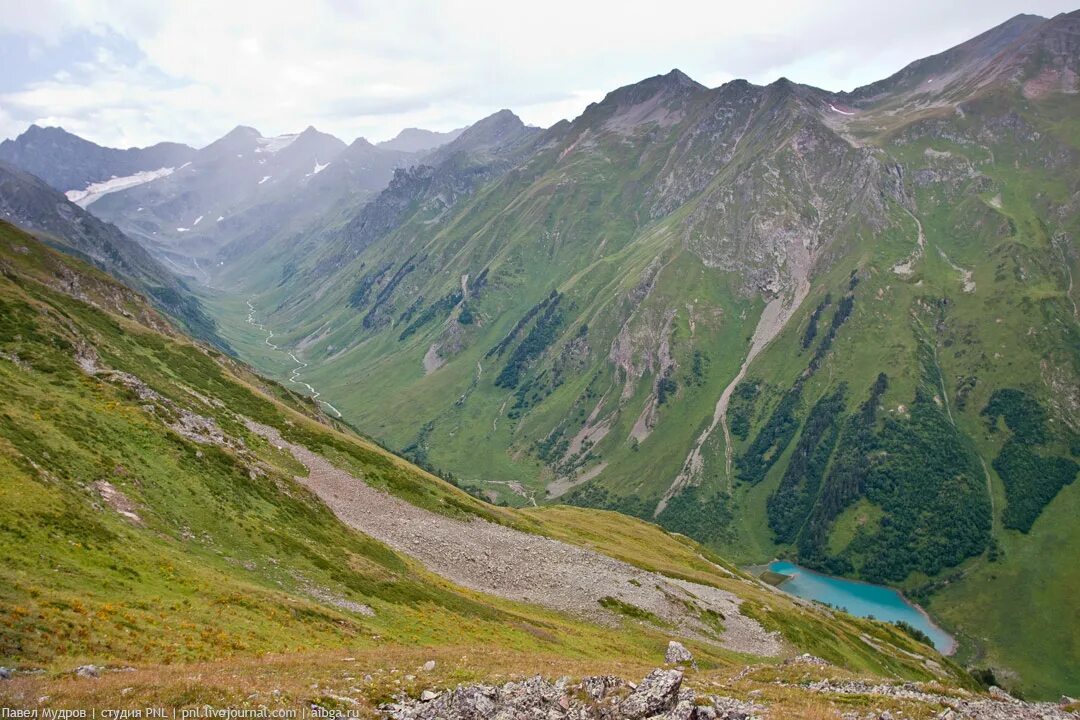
[{"x1": 0, "y1": 124, "x2": 196, "y2": 193}]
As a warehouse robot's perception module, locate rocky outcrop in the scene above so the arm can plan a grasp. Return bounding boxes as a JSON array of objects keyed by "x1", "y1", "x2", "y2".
[
  {"x1": 383, "y1": 668, "x2": 1079, "y2": 720},
  {"x1": 618, "y1": 669, "x2": 685, "y2": 719},
  {"x1": 795, "y1": 679, "x2": 1079, "y2": 720},
  {"x1": 382, "y1": 668, "x2": 764, "y2": 720}
]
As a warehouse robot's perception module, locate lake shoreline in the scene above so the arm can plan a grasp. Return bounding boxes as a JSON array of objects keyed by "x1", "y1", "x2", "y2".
[{"x1": 754, "y1": 560, "x2": 957, "y2": 656}]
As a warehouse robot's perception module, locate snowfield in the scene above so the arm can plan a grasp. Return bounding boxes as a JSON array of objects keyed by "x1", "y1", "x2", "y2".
[{"x1": 65, "y1": 167, "x2": 175, "y2": 207}]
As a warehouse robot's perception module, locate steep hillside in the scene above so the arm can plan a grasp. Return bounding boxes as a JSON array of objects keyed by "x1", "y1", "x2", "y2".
[
  {"x1": 0, "y1": 162, "x2": 228, "y2": 350},
  {"x1": 0, "y1": 221, "x2": 1005, "y2": 718},
  {"x1": 193, "y1": 13, "x2": 1080, "y2": 698}
]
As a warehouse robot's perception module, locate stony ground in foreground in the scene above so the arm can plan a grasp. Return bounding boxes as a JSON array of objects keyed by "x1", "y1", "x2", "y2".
[
  {"x1": 384, "y1": 660, "x2": 1080, "y2": 720},
  {"x1": 3, "y1": 651, "x2": 1077, "y2": 720}
]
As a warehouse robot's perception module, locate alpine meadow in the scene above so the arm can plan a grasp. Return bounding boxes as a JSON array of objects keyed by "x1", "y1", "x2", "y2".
[{"x1": 0, "y1": 3, "x2": 1078, "y2": 718}]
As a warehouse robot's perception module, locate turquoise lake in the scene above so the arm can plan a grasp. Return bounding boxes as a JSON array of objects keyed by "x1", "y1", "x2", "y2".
[{"x1": 766, "y1": 561, "x2": 956, "y2": 654}]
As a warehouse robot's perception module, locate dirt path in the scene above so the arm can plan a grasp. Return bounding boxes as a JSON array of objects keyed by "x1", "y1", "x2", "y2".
[
  {"x1": 248, "y1": 421, "x2": 784, "y2": 658},
  {"x1": 245, "y1": 300, "x2": 342, "y2": 418},
  {"x1": 659, "y1": 278, "x2": 811, "y2": 514}
]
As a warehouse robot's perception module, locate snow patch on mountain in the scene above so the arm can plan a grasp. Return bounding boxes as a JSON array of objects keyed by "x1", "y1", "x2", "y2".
[
  {"x1": 305, "y1": 160, "x2": 330, "y2": 177},
  {"x1": 65, "y1": 166, "x2": 175, "y2": 207},
  {"x1": 255, "y1": 134, "x2": 298, "y2": 153},
  {"x1": 258, "y1": 175, "x2": 272, "y2": 185}
]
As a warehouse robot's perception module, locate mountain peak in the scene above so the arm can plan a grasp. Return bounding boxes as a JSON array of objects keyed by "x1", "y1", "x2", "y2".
[
  {"x1": 661, "y1": 68, "x2": 698, "y2": 88},
  {"x1": 280, "y1": 126, "x2": 347, "y2": 158},
  {"x1": 12, "y1": 124, "x2": 87, "y2": 145},
  {"x1": 225, "y1": 125, "x2": 262, "y2": 139},
  {"x1": 20, "y1": 123, "x2": 57, "y2": 137},
  {"x1": 576, "y1": 68, "x2": 706, "y2": 132},
  {"x1": 376, "y1": 126, "x2": 465, "y2": 154},
  {"x1": 452, "y1": 109, "x2": 525, "y2": 145},
  {"x1": 199, "y1": 125, "x2": 264, "y2": 156},
  {"x1": 605, "y1": 69, "x2": 706, "y2": 104}
]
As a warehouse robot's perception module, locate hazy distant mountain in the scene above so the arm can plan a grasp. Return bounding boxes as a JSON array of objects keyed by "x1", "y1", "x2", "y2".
[
  {"x1": 376, "y1": 126, "x2": 464, "y2": 153},
  {"x1": 0, "y1": 160, "x2": 227, "y2": 349},
  {"x1": 87, "y1": 125, "x2": 352, "y2": 261},
  {"x1": 0, "y1": 125, "x2": 195, "y2": 194}
]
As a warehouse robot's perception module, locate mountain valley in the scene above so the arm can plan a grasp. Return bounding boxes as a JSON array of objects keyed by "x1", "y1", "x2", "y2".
[{"x1": 1, "y1": 7, "x2": 1079, "y2": 714}]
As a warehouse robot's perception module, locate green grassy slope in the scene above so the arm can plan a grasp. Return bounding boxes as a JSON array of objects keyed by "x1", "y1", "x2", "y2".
[
  {"x1": 681, "y1": 85, "x2": 1080, "y2": 698},
  {"x1": 0, "y1": 221, "x2": 971, "y2": 700}
]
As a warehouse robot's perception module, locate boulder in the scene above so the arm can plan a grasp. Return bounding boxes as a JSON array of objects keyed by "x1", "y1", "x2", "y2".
[
  {"x1": 665, "y1": 640, "x2": 694, "y2": 666},
  {"x1": 75, "y1": 665, "x2": 100, "y2": 679},
  {"x1": 0, "y1": 667, "x2": 11, "y2": 680},
  {"x1": 422, "y1": 660, "x2": 436, "y2": 672},
  {"x1": 618, "y1": 668, "x2": 683, "y2": 719}
]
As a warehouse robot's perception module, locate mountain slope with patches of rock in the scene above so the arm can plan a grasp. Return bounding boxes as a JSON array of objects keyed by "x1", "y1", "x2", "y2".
[
  {"x1": 0, "y1": 221, "x2": 968, "y2": 710},
  {"x1": 0, "y1": 164, "x2": 227, "y2": 349},
  {"x1": 194, "y1": 13, "x2": 1080, "y2": 699}
]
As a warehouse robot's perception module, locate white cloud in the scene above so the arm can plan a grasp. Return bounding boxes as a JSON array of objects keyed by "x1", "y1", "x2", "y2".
[{"x1": 1, "y1": 0, "x2": 1076, "y2": 147}]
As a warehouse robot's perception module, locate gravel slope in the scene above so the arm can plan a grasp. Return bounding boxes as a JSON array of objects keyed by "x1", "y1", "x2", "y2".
[{"x1": 249, "y1": 421, "x2": 783, "y2": 657}]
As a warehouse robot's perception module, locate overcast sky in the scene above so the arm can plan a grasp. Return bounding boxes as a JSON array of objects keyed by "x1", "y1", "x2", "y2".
[{"x1": 1, "y1": 0, "x2": 1076, "y2": 148}]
